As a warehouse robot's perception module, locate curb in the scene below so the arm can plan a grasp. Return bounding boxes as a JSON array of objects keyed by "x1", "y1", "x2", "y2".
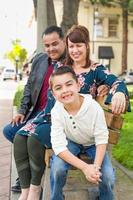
[{"x1": 112, "y1": 159, "x2": 133, "y2": 181}]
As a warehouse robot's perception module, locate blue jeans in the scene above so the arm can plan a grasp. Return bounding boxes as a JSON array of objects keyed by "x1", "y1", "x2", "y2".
[
  {"x1": 3, "y1": 111, "x2": 40, "y2": 143},
  {"x1": 50, "y1": 140, "x2": 115, "y2": 200}
]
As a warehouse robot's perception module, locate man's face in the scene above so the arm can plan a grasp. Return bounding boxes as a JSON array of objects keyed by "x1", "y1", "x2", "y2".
[{"x1": 43, "y1": 32, "x2": 65, "y2": 61}]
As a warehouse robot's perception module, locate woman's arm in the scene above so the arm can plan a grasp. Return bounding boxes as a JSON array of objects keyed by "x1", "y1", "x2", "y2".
[{"x1": 96, "y1": 65, "x2": 130, "y2": 114}]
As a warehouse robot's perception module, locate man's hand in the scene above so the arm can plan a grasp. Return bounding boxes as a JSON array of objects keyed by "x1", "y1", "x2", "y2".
[
  {"x1": 111, "y1": 92, "x2": 126, "y2": 114},
  {"x1": 11, "y1": 114, "x2": 25, "y2": 126},
  {"x1": 82, "y1": 164, "x2": 102, "y2": 184},
  {"x1": 97, "y1": 85, "x2": 109, "y2": 97}
]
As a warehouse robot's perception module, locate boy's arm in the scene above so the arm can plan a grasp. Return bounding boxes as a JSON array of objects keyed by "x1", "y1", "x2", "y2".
[{"x1": 94, "y1": 144, "x2": 107, "y2": 170}]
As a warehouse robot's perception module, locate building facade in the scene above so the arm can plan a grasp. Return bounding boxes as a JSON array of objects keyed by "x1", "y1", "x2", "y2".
[{"x1": 54, "y1": 0, "x2": 133, "y2": 75}]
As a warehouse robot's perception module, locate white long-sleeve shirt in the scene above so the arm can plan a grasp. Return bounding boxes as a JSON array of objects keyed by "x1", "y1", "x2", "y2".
[{"x1": 51, "y1": 94, "x2": 109, "y2": 155}]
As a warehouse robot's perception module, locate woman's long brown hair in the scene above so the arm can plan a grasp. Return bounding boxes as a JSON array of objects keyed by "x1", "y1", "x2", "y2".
[{"x1": 65, "y1": 25, "x2": 91, "y2": 68}]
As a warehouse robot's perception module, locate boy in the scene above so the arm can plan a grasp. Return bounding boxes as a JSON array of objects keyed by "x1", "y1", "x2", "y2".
[{"x1": 50, "y1": 66, "x2": 115, "y2": 200}]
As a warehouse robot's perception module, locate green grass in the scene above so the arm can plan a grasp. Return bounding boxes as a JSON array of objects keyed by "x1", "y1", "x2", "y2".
[{"x1": 112, "y1": 99, "x2": 133, "y2": 170}]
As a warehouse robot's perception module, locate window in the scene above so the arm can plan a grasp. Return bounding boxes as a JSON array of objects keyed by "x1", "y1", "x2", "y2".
[
  {"x1": 108, "y1": 18, "x2": 118, "y2": 37},
  {"x1": 94, "y1": 17, "x2": 104, "y2": 37}
]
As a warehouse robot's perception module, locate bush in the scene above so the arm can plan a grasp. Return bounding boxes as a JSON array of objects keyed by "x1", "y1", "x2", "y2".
[
  {"x1": 112, "y1": 99, "x2": 133, "y2": 170},
  {"x1": 13, "y1": 85, "x2": 24, "y2": 110},
  {"x1": 127, "y1": 85, "x2": 133, "y2": 99}
]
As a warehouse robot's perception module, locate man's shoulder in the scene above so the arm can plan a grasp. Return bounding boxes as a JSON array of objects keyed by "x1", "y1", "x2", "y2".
[{"x1": 32, "y1": 52, "x2": 48, "y2": 64}]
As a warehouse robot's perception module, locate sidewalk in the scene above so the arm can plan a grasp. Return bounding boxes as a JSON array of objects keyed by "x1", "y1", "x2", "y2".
[{"x1": 0, "y1": 99, "x2": 12, "y2": 200}]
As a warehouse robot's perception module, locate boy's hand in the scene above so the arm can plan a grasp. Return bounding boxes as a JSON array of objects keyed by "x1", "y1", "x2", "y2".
[
  {"x1": 82, "y1": 164, "x2": 102, "y2": 184},
  {"x1": 11, "y1": 114, "x2": 25, "y2": 126}
]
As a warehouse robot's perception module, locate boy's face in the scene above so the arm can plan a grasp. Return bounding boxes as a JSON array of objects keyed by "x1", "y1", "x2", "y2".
[
  {"x1": 52, "y1": 73, "x2": 80, "y2": 105},
  {"x1": 43, "y1": 32, "x2": 65, "y2": 61}
]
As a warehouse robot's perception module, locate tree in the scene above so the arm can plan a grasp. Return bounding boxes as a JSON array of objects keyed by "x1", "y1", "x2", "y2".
[
  {"x1": 5, "y1": 39, "x2": 27, "y2": 71},
  {"x1": 33, "y1": 0, "x2": 57, "y2": 52},
  {"x1": 61, "y1": 0, "x2": 80, "y2": 34},
  {"x1": 90, "y1": 0, "x2": 133, "y2": 73}
]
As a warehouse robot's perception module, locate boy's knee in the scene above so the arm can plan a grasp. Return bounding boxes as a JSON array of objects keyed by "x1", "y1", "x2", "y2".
[
  {"x1": 102, "y1": 169, "x2": 115, "y2": 188},
  {"x1": 52, "y1": 160, "x2": 67, "y2": 179}
]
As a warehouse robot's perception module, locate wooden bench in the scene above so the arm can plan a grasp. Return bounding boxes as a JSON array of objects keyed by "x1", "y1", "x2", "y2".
[{"x1": 42, "y1": 96, "x2": 125, "y2": 199}]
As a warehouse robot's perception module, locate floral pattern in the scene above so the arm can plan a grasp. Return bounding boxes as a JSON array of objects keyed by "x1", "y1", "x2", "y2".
[{"x1": 17, "y1": 63, "x2": 130, "y2": 139}]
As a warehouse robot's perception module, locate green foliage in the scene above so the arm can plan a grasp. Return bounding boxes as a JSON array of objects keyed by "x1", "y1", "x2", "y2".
[
  {"x1": 112, "y1": 99, "x2": 133, "y2": 170},
  {"x1": 5, "y1": 39, "x2": 27, "y2": 70},
  {"x1": 13, "y1": 85, "x2": 24, "y2": 110},
  {"x1": 90, "y1": 0, "x2": 133, "y2": 11}
]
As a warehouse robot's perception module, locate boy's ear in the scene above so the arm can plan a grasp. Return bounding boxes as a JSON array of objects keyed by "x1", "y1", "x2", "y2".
[{"x1": 51, "y1": 90, "x2": 55, "y2": 97}]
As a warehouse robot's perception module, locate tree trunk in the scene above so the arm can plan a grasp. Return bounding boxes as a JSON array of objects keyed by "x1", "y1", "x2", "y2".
[
  {"x1": 33, "y1": 0, "x2": 37, "y2": 20},
  {"x1": 47, "y1": 0, "x2": 57, "y2": 26},
  {"x1": 61, "y1": 0, "x2": 80, "y2": 34},
  {"x1": 34, "y1": 0, "x2": 56, "y2": 53},
  {"x1": 121, "y1": 8, "x2": 128, "y2": 73},
  {"x1": 37, "y1": 0, "x2": 47, "y2": 53}
]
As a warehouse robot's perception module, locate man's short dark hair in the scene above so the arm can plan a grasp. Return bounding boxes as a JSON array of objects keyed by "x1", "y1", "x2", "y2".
[{"x1": 42, "y1": 25, "x2": 64, "y2": 39}]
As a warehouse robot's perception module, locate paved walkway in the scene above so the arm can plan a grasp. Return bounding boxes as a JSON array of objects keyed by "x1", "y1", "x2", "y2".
[{"x1": 0, "y1": 99, "x2": 12, "y2": 200}]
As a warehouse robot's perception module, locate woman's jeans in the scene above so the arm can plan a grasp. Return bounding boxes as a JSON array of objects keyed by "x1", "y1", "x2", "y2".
[{"x1": 50, "y1": 140, "x2": 115, "y2": 200}]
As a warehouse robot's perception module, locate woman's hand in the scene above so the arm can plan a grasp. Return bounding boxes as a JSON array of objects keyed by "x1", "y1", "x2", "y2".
[
  {"x1": 111, "y1": 92, "x2": 126, "y2": 114},
  {"x1": 97, "y1": 85, "x2": 109, "y2": 97}
]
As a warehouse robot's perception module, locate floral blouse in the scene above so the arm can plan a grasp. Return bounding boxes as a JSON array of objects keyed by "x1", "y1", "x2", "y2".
[{"x1": 17, "y1": 63, "x2": 130, "y2": 137}]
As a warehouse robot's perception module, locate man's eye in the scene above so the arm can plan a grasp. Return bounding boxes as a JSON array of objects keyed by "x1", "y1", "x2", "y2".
[
  {"x1": 45, "y1": 45, "x2": 49, "y2": 48},
  {"x1": 53, "y1": 43, "x2": 58, "y2": 47}
]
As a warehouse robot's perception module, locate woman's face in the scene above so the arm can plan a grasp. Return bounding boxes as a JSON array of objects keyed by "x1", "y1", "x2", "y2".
[{"x1": 67, "y1": 38, "x2": 87, "y2": 63}]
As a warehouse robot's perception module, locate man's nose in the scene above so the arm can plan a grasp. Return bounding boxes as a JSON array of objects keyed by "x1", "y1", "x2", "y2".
[{"x1": 49, "y1": 46, "x2": 55, "y2": 51}]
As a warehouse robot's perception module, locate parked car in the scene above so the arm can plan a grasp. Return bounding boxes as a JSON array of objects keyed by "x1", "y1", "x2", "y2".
[
  {"x1": 118, "y1": 71, "x2": 133, "y2": 85},
  {"x1": 1, "y1": 67, "x2": 16, "y2": 81}
]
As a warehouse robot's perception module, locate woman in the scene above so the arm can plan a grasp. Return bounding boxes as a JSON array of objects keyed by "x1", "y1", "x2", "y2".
[
  {"x1": 65, "y1": 25, "x2": 129, "y2": 114},
  {"x1": 14, "y1": 25, "x2": 130, "y2": 200}
]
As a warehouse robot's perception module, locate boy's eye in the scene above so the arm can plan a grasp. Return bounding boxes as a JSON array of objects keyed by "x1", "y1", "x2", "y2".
[
  {"x1": 67, "y1": 83, "x2": 72, "y2": 86},
  {"x1": 54, "y1": 87, "x2": 61, "y2": 91}
]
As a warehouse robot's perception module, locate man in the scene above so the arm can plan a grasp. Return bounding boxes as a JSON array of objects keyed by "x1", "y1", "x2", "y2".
[{"x1": 3, "y1": 25, "x2": 66, "y2": 192}]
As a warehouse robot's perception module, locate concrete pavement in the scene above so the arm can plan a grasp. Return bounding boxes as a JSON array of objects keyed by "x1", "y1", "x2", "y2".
[{"x1": 0, "y1": 99, "x2": 12, "y2": 200}]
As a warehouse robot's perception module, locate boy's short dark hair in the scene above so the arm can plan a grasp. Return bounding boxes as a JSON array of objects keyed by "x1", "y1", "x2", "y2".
[
  {"x1": 49, "y1": 66, "x2": 78, "y2": 90},
  {"x1": 42, "y1": 25, "x2": 64, "y2": 39}
]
